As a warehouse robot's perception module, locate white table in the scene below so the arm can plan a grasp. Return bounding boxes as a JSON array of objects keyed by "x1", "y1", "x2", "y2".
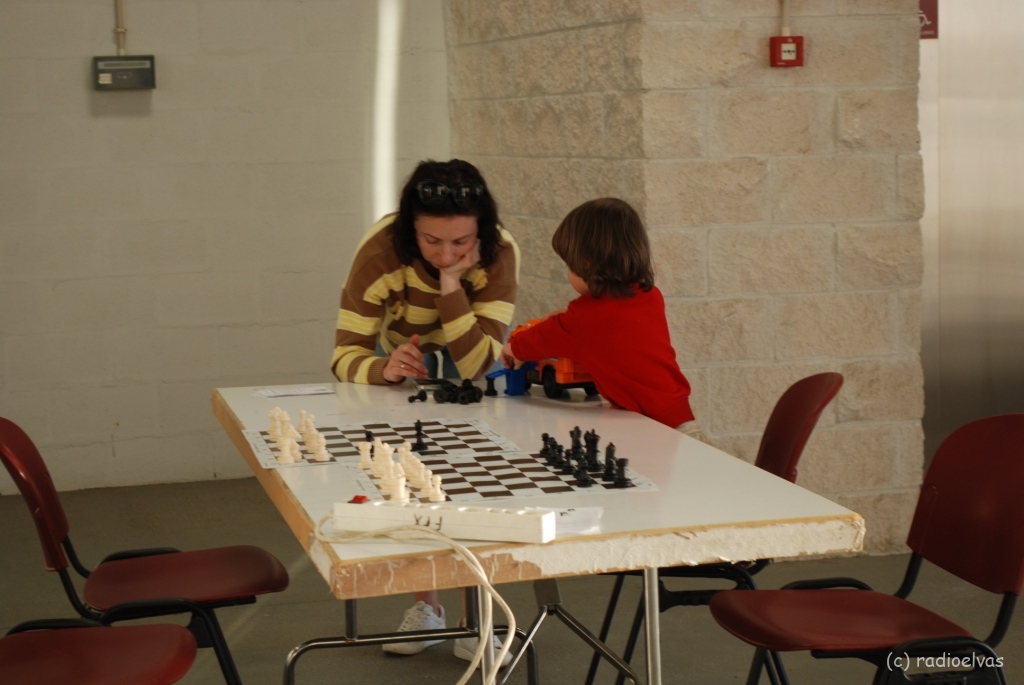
[{"x1": 213, "y1": 382, "x2": 864, "y2": 684}]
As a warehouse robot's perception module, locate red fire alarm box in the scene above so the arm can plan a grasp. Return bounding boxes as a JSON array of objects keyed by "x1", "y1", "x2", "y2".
[{"x1": 769, "y1": 36, "x2": 804, "y2": 67}]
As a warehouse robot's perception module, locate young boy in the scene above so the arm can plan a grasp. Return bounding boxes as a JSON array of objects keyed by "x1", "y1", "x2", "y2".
[{"x1": 502, "y1": 198, "x2": 702, "y2": 436}]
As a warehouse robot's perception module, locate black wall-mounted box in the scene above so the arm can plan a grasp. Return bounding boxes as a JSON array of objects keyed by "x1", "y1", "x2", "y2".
[{"x1": 92, "y1": 55, "x2": 156, "y2": 90}]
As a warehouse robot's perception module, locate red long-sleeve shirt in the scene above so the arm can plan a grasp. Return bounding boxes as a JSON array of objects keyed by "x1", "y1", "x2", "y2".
[{"x1": 510, "y1": 286, "x2": 694, "y2": 428}]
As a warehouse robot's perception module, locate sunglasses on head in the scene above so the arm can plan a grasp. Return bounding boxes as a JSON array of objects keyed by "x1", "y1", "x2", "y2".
[{"x1": 416, "y1": 180, "x2": 484, "y2": 209}]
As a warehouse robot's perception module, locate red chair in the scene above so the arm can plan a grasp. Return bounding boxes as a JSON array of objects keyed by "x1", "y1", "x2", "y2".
[
  {"x1": 0, "y1": 416, "x2": 290, "y2": 685},
  {"x1": 1, "y1": 620, "x2": 197, "y2": 685},
  {"x1": 710, "y1": 413, "x2": 1024, "y2": 685},
  {"x1": 587, "y1": 372, "x2": 844, "y2": 685}
]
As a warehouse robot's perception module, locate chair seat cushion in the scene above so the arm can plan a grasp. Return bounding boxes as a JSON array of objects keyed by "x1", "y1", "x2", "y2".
[
  {"x1": 0, "y1": 624, "x2": 196, "y2": 685},
  {"x1": 709, "y1": 589, "x2": 973, "y2": 653},
  {"x1": 84, "y1": 544, "x2": 289, "y2": 611}
]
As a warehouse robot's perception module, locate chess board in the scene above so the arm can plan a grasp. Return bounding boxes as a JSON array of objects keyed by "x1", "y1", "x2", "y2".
[
  {"x1": 244, "y1": 418, "x2": 656, "y2": 503},
  {"x1": 244, "y1": 418, "x2": 519, "y2": 469},
  {"x1": 400, "y1": 451, "x2": 656, "y2": 502}
]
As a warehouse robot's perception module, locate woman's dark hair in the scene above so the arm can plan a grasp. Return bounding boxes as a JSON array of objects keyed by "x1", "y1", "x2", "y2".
[
  {"x1": 392, "y1": 159, "x2": 503, "y2": 268},
  {"x1": 551, "y1": 198, "x2": 654, "y2": 299}
]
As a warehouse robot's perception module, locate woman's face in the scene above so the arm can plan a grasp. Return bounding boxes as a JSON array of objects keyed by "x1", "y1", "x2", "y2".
[{"x1": 414, "y1": 215, "x2": 479, "y2": 270}]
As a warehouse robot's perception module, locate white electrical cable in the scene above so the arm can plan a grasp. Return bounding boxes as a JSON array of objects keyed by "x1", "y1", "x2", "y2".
[
  {"x1": 780, "y1": 0, "x2": 791, "y2": 37},
  {"x1": 315, "y1": 515, "x2": 516, "y2": 685}
]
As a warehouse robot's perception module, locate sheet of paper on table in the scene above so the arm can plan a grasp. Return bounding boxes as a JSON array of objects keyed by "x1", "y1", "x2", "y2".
[
  {"x1": 254, "y1": 385, "x2": 335, "y2": 398},
  {"x1": 541, "y1": 507, "x2": 603, "y2": 536}
]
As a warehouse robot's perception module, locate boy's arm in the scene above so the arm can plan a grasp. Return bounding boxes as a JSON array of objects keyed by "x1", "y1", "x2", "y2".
[{"x1": 508, "y1": 310, "x2": 578, "y2": 362}]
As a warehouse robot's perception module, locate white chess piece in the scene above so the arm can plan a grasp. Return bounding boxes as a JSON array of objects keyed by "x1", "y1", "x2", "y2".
[
  {"x1": 371, "y1": 438, "x2": 387, "y2": 476},
  {"x1": 393, "y1": 475, "x2": 410, "y2": 503},
  {"x1": 418, "y1": 468, "x2": 434, "y2": 497},
  {"x1": 357, "y1": 442, "x2": 372, "y2": 469},
  {"x1": 370, "y1": 439, "x2": 384, "y2": 476},
  {"x1": 300, "y1": 414, "x2": 317, "y2": 447},
  {"x1": 307, "y1": 416, "x2": 318, "y2": 444},
  {"x1": 268, "y1": 407, "x2": 285, "y2": 443},
  {"x1": 407, "y1": 462, "x2": 423, "y2": 489},
  {"x1": 277, "y1": 437, "x2": 297, "y2": 464},
  {"x1": 428, "y1": 474, "x2": 445, "y2": 502},
  {"x1": 378, "y1": 443, "x2": 394, "y2": 478},
  {"x1": 313, "y1": 433, "x2": 329, "y2": 462}
]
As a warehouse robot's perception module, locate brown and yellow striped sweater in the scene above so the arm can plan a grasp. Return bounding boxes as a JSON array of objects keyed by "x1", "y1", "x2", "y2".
[{"x1": 331, "y1": 215, "x2": 519, "y2": 384}]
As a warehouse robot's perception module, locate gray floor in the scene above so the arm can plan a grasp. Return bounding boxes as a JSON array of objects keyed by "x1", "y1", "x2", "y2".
[{"x1": 2, "y1": 478, "x2": 1020, "y2": 685}]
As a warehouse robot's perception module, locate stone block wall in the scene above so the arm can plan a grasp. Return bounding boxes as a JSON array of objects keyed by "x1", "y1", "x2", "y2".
[{"x1": 445, "y1": 0, "x2": 923, "y2": 553}]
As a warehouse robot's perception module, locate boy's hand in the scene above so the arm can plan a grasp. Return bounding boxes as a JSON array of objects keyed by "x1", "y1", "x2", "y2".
[{"x1": 501, "y1": 342, "x2": 523, "y2": 370}]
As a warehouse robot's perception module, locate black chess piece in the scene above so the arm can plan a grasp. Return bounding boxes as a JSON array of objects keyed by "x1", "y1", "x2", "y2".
[
  {"x1": 570, "y1": 426, "x2": 583, "y2": 453},
  {"x1": 365, "y1": 430, "x2": 375, "y2": 456},
  {"x1": 613, "y1": 457, "x2": 633, "y2": 488},
  {"x1": 553, "y1": 444, "x2": 567, "y2": 470},
  {"x1": 602, "y1": 443, "x2": 617, "y2": 481},
  {"x1": 561, "y1": 450, "x2": 576, "y2": 475},
  {"x1": 549, "y1": 440, "x2": 563, "y2": 466},
  {"x1": 539, "y1": 433, "x2": 551, "y2": 460},
  {"x1": 412, "y1": 420, "x2": 428, "y2": 453},
  {"x1": 407, "y1": 389, "x2": 427, "y2": 403},
  {"x1": 584, "y1": 430, "x2": 602, "y2": 472},
  {"x1": 575, "y1": 460, "x2": 595, "y2": 488},
  {"x1": 484, "y1": 376, "x2": 497, "y2": 397}
]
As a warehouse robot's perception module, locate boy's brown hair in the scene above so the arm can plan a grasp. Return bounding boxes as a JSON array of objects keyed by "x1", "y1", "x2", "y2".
[{"x1": 551, "y1": 198, "x2": 654, "y2": 299}]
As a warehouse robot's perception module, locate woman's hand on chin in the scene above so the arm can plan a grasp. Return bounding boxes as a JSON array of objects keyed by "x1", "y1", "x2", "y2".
[{"x1": 438, "y1": 241, "x2": 480, "y2": 294}]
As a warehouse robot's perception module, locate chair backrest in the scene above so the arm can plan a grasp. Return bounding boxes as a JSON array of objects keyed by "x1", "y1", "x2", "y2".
[
  {"x1": 0, "y1": 417, "x2": 71, "y2": 572},
  {"x1": 753, "y1": 372, "x2": 844, "y2": 483},
  {"x1": 906, "y1": 413, "x2": 1024, "y2": 596}
]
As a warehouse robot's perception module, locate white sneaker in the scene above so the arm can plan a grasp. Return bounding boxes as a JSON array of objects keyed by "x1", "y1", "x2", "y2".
[
  {"x1": 382, "y1": 602, "x2": 446, "y2": 655},
  {"x1": 453, "y1": 633, "x2": 514, "y2": 668}
]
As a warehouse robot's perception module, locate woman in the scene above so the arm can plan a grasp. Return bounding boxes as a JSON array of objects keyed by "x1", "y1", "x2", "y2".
[
  {"x1": 331, "y1": 159, "x2": 518, "y2": 663},
  {"x1": 332, "y1": 159, "x2": 518, "y2": 385}
]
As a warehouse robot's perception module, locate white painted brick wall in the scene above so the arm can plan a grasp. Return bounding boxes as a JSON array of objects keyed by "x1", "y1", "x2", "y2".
[{"x1": 0, "y1": 0, "x2": 451, "y2": 492}]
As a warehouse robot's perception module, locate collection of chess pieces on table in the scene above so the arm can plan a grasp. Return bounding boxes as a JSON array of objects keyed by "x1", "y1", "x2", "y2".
[
  {"x1": 266, "y1": 408, "x2": 445, "y2": 502},
  {"x1": 355, "y1": 423, "x2": 446, "y2": 503},
  {"x1": 266, "y1": 406, "x2": 632, "y2": 502},
  {"x1": 540, "y1": 426, "x2": 633, "y2": 488},
  {"x1": 267, "y1": 407, "x2": 328, "y2": 463},
  {"x1": 407, "y1": 378, "x2": 484, "y2": 404}
]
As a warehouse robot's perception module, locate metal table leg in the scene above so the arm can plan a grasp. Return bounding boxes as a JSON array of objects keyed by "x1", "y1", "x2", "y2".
[{"x1": 643, "y1": 567, "x2": 662, "y2": 685}]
